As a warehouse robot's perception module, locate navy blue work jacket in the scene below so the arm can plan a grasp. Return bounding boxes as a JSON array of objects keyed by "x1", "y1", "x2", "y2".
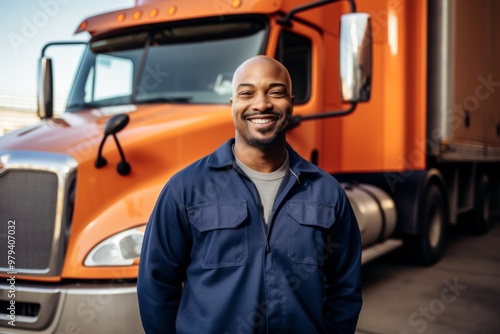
[{"x1": 138, "y1": 139, "x2": 362, "y2": 334}]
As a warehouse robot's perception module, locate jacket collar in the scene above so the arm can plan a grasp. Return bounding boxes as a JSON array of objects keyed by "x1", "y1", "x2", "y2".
[{"x1": 207, "y1": 139, "x2": 320, "y2": 176}]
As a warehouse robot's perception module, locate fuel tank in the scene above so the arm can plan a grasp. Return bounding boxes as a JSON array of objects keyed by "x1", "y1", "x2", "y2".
[{"x1": 342, "y1": 183, "x2": 397, "y2": 247}]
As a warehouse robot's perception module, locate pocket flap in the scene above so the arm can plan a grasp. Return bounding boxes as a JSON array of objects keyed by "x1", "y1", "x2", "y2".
[
  {"x1": 287, "y1": 201, "x2": 335, "y2": 229},
  {"x1": 188, "y1": 201, "x2": 248, "y2": 232}
]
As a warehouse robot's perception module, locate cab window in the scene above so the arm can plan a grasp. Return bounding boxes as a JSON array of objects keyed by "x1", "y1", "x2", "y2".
[{"x1": 275, "y1": 30, "x2": 312, "y2": 104}]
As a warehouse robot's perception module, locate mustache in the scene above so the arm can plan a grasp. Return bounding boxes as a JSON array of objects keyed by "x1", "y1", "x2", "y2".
[{"x1": 242, "y1": 111, "x2": 282, "y2": 119}]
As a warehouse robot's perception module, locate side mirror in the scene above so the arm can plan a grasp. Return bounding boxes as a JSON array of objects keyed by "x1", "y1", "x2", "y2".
[
  {"x1": 37, "y1": 57, "x2": 54, "y2": 119},
  {"x1": 104, "y1": 113, "x2": 130, "y2": 136},
  {"x1": 340, "y1": 13, "x2": 372, "y2": 102}
]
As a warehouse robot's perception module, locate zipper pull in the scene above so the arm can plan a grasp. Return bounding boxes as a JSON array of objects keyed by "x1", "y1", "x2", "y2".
[{"x1": 266, "y1": 242, "x2": 271, "y2": 253}]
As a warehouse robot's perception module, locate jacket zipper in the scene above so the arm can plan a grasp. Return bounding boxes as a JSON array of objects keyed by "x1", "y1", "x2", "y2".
[
  {"x1": 234, "y1": 167, "x2": 271, "y2": 253},
  {"x1": 259, "y1": 199, "x2": 271, "y2": 253},
  {"x1": 235, "y1": 167, "x2": 300, "y2": 254}
]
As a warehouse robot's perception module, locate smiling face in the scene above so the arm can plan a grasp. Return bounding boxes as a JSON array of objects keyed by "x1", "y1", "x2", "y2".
[{"x1": 230, "y1": 56, "x2": 294, "y2": 150}]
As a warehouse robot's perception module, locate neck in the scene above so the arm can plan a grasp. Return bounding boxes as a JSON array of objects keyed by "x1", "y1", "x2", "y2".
[{"x1": 233, "y1": 138, "x2": 287, "y2": 173}]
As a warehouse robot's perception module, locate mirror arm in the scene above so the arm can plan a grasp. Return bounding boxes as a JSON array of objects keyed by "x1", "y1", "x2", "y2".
[
  {"x1": 349, "y1": 0, "x2": 356, "y2": 12},
  {"x1": 94, "y1": 114, "x2": 131, "y2": 176},
  {"x1": 286, "y1": 103, "x2": 357, "y2": 131},
  {"x1": 278, "y1": 0, "x2": 356, "y2": 27},
  {"x1": 41, "y1": 41, "x2": 87, "y2": 57}
]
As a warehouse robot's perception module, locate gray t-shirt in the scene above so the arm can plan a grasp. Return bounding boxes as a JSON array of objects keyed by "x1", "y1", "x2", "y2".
[{"x1": 234, "y1": 150, "x2": 290, "y2": 224}]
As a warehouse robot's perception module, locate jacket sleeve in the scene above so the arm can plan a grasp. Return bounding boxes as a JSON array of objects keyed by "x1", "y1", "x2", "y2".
[
  {"x1": 137, "y1": 182, "x2": 191, "y2": 334},
  {"x1": 323, "y1": 185, "x2": 363, "y2": 334}
]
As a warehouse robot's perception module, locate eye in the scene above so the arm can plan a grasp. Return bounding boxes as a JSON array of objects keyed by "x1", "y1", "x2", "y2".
[
  {"x1": 268, "y1": 90, "x2": 285, "y2": 98},
  {"x1": 238, "y1": 91, "x2": 254, "y2": 98}
]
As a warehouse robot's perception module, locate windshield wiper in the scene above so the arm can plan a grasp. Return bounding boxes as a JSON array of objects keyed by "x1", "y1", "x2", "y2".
[{"x1": 66, "y1": 102, "x2": 103, "y2": 110}]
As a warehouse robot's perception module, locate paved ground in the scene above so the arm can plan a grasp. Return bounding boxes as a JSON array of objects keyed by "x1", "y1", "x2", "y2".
[{"x1": 356, "y1": 213, "x2": 500, "y2": 334}]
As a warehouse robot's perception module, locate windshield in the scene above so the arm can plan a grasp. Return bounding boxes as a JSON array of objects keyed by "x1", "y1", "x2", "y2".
[{"x1": 67, "y1": 17, "x2": 267, "y2": 111}]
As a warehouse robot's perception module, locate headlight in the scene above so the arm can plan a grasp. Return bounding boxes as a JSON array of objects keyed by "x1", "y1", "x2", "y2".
[{"x1": 84, "y1": 226, "x2": 145, "y2": 266}]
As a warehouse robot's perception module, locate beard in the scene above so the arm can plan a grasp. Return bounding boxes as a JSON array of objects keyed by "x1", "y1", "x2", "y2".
[{"x1": 247, "y1": 122, "x2": 287, "y2": 150}]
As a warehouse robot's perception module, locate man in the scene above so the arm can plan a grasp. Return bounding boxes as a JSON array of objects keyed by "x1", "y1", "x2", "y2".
[{"x1": 137, "y1": 55, "x2": 362, "y2": 333}]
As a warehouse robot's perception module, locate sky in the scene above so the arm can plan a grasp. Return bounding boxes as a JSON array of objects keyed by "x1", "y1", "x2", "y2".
[{"x1": 0, "y1": 0, "x2": 135, "y2": 111}]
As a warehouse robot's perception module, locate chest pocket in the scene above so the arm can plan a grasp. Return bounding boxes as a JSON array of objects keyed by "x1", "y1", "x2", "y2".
[
  {"x1": 287, "y1": 202, "x2": 336, "y2": 266},
  {"x1": 188, "y1": 201, "x2": 248, "y2": 269}
]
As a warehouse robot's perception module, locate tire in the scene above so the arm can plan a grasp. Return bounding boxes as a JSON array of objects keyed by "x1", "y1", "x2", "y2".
[
  {"x1": 473, "y1": 174, "x2": 491, "y2": 234},
  {"x1": 405, "y1": 183, "x2": 447, "y2": 266}
]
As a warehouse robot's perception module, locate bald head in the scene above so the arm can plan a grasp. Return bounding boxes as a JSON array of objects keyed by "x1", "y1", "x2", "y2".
[{"x1": 232, "y1": 56, "x2": 292, "y2": 97}]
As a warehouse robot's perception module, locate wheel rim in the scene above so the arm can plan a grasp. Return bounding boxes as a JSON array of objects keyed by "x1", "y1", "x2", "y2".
[{"x1": 429, "y1": 205, "x2": 442, "y2": 249}]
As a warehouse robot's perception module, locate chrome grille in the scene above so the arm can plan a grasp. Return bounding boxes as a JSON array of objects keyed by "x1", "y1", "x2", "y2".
[
  {"x1": 0, "y1": 170, "x2": 57, "y2": 270},
  {"x1": 0, "y1": 150, "x2": 77, "y2": 276}
]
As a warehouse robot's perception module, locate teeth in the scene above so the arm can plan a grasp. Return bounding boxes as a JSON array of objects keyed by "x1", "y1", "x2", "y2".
[{"x1": 250, "y1": 118, "x2": 273, "y2": 124}]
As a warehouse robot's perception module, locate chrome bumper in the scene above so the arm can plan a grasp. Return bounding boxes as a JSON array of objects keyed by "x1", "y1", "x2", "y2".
[{"x1": 0, "y1": 281, "x2": 144, "y2": 333}]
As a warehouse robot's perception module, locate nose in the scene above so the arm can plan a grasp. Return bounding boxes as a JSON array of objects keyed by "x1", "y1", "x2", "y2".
[{"x1": 252, "y1": 92, "x2": 272, "y2": 112}]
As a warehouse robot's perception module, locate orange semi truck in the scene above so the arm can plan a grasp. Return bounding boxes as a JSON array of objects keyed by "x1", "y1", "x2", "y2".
[{"x1": 1, "y1": 0, "x2": 499, "y2": 332}]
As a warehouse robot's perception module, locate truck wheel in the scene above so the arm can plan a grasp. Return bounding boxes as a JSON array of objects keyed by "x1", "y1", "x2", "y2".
[
  {"x1": 473, "y1": 174, "x2": 491, "y2": 234},
  {"x1": 406, "y1": 183, "x2": 446, "y2": 265}
]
